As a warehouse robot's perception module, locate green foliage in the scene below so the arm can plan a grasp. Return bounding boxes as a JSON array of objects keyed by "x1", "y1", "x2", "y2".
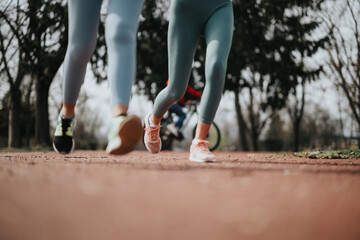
[
  {"x1": 25, "y1": 0, "x2": 68, "y2": 81},
  {"x1": 91, "y1": 18, "x2": 107, "y2": 83},
  {"x1": 223, "y1": 0, "x2": 329, "y2": 151},
  {"x1": 294, "y1": 149, "x2": 360, "y2": 159},
  {"x1": 226, "y1": 0, "x2": 327, "y2": 109},
  {"x1": 136, "y1": 0, "x2": 169, "y2": 101}
]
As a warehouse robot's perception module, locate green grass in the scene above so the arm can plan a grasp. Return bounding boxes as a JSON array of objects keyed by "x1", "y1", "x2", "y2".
[
  {"x1": 294, "y1": 149, "x2": 360, "y2": 159},
  {"x1": 253, "y1": 152, "x2": 292, "y2": 158}
]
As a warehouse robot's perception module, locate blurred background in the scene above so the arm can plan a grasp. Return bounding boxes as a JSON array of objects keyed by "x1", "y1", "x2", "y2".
[{"x1": 0, "y1": 0, "x2": 359, "y2": 152}]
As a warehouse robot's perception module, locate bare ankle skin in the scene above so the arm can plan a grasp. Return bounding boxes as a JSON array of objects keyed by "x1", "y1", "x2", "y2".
[
  {"x1": 194, "y1": 121, "x2": 211, "y2": 140},
  {"x1": 151, "y1": 114, "x2": 162, "y2": 125},
  {"x1": 61, "y1": 102, "x2": 76, "y2": 118},
  {"x1": 112, "y1": 105, "x2": 128, "y2": 117}
]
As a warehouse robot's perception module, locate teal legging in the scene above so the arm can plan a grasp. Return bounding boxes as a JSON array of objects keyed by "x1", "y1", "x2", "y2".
[
  {"x1": 152, "y1": 0, "x2": 234, "y2": 125},
  {"x1": 63, "y1": 0, "x2": 144, "y2": 106}
]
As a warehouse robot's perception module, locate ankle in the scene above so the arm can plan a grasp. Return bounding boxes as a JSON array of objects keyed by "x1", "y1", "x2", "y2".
[
  {"x1": 149, "y1": 114, "x2": 160, "y2": 127},
  {"x1": 151, "y1": 114, "x2": 162, "y2": 125},
  {"x1": 111, "y1": 105, "x2": 128, "y2": 117},
  {"x1": 114, "y1": 113, "x2": 127, "y2": 118},
  {"x1": 192, "y1": 138, "x2": 205, "y2": 145},
  {"x1": 61, "y1": 102, "x2": 76, "y2": 118},
  {"x1": 61, "y1": 111, "x2": 75, "y2": 119}
]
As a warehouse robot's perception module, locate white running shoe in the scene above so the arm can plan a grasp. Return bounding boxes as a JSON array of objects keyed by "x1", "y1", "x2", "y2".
[
  {"x1": 167, "y1": 123, "x2": 179, "y2": 137},
  {"x1": 189, "y1": 139, "x2": 216, "y2": 163},
  {"x1": 143, "y1": 113, "x2": 162, "y2": 153},
  {"x1": 106, "y1": 115, "x2": 143, "y2": 155}
]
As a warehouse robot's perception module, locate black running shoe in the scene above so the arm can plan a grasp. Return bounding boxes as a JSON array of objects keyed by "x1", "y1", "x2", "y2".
[{"x1": 53, "y1": 114, "x2": 75, "y2": 154}]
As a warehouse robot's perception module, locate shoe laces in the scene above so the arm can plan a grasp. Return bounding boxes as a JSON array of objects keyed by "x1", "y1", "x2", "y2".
[
  {"x1": 193, "y1": 140, "x2": 211, "y2": 153},
  {"x1": 64, "y1": 118, "x2": 75, "y2": 136},
  {"x1": 145, "y1": 125, "x2": 161, "y2": 142},
  {"x1": 55, "y1": 115, "x2": 75, "y2": 137}
]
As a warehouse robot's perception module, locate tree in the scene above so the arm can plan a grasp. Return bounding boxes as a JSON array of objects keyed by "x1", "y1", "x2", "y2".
[
  {"x1": 262, "y1": 112, "x2": 286, "y2": 151},
  {"x1": 227, "y1": 0, "x2": 290, "y2": 151},
  {"x1": 321, "y1": 0, "x2": 360, "y2": 147},
  {"x1": 0, "y1": 0, "x2": 68, "y2": 147},
  {"x1": 285, "y1": 2, "x2": 328, "y2": 152},
  {"x1": 24, "y1": 0, "x2": 69, "y2": 147},
  {"x1": 1, "y1": 0, "x2": 110, "y2": 148},
  {"x1": 136, "y1": 0, "x2": 169, "y2": 101},
  {"x1": 226, "y1": 0, "x2": 327, "y2": 151},
  {"x1": 0, "y1": 1, "x2": 30, "y2": 147},
  {"x1": 296, "y1": 105, "x2": 342, "y2": 150}
]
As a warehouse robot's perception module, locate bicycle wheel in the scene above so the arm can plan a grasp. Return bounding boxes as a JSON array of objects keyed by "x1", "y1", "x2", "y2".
[{"x1": 192, "y1": 122, "x2": 221, "y2": 151}]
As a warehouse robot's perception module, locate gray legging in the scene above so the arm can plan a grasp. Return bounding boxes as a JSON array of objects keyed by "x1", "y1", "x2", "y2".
[
  {"x1": 63, "y1": 0, "x2": 144, "y2": 106},
  {"x1": 152, "y1": 0, "x2": 234, "y2": 125}
]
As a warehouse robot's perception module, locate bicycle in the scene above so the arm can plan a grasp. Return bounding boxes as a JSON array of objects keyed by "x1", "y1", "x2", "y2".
[{"x1": 160, "y1": 101, "x2": 221, "y2": 151}]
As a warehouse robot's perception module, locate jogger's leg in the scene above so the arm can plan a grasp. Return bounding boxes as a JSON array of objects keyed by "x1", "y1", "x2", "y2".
[
  {"x1": 105, "y1": 0, "x2": 145, "y2": 110},
  {"x1": 197, "y1": 4, "x2": 234, "y2": 125},
  {"x1": 144, "y1": 0, "x2": 202, "y2": 153},
  {"x1": 105, "y1": 0, "x2": 145, "y2": 154},
  {"x1": 63, "y1": 0, "x2": 103, "y2": 107},
  {"x1": 151, "y1": 1, "x2": 202, "y2": 123},
  {"x1": 55, "y1": 0, "x2": 102, "y2": 154}
]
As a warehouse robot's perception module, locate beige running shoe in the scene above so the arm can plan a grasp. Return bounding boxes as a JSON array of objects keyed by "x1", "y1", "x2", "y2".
[
  {"x1": 106, "y1": 115, "x2": 143, "y2": 155},
  {"x1": 143, "y1": 113, "x2": 162, "y2": 153},
  {"x1": 189, "y1": 139, "x2": 216, "y2": 162}
]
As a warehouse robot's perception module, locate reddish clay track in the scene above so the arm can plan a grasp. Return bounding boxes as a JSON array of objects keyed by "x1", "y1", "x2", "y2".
[{"x1": 0, "y1": 150, "x2": 359, "y2": 240}]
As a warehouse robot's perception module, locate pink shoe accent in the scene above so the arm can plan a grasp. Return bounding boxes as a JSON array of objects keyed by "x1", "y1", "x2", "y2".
[
  {"x1": 144, "y1": 113, "x2": 162, "y2": 153},
  {"x1": 189, "y1": 140, "x2": 216, "y2": 162}
]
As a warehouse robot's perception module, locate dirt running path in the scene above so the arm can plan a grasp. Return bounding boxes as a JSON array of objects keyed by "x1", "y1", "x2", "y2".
[{"x1": 0, "y1": 151, "x2": 359, "y2": 240}]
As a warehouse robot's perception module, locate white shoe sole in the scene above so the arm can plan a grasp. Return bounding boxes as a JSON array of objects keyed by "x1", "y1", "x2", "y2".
[
  {"x1": 189, "y1": 153, "x2": 216, "y2": 163},
  {"x1": 106, "y1": 115, "x2": 143, "y2": 155}
]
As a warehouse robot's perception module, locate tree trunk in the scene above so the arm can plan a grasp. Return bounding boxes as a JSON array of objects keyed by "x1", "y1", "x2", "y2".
[
  {"x1": 8, "y1": 87, "x2": 22, "y2": 148},
  {"x1": 234, "y1": 88, "x2": 249, "y2": 151},
  {"x1": 34, "y1": 78, "x2": 51, "y2": 147},
  {"x1": 294, "y1": 119, "x2": 300, "y2": 152},
  {"x1": 251, "y1": 128, "x2": 258, "y2": 151},
  {"x1": 248, "y1": 87, "x2": 258, "y2": 151},
  {"x1": 24, "y1": 79, "x2": 34, "y2": 147},
  {"x1": 358, "y1": 122, "x2": 360, "y2": 149}
]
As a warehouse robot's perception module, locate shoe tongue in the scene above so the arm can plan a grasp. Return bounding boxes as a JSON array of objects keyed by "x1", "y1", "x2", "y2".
[
  {"x1": 61, "y1": 114, "x2": 75, "y2": 120},
  {"x1": 149, "y1": 119, "x2": 159, "y2": 128},
  {"x1": 60, "y1": 116, "x2": 73, "y2": 133},
  {"x1": 61, "y1": 118, "x2": 71, "y2": 129}
]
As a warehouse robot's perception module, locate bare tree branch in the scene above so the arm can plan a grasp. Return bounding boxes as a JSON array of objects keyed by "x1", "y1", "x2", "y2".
[{"x1": 0, "y1": 31, "x2": 14, "y2": 87}]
